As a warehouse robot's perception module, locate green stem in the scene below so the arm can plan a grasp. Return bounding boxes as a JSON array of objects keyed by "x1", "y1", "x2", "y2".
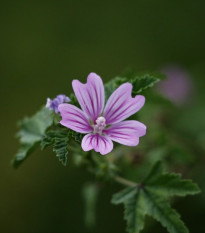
[
  {"x1": 114, "y1": 175, "x2": 137, "y2": 187},
  {"x1": 83, "y1": 151, "x2": 137, "y2": 187}
]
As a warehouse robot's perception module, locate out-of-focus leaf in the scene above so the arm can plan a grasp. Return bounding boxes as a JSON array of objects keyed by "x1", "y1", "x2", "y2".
[
  {"x1": 143, "y1": 161, "x2": 163, "y2": 183},
  {"x1": 12, "y1": 107, "x2": 53, "y2": 168},
  {"x1": 91, "y1": 152, "x2": 119, "y2": 180},
  {"x1": 167, "y1": 145, "x2": 195, "y2": 165}
]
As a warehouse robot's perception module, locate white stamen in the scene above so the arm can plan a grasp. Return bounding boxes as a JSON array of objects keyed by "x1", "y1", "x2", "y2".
[{"x1": 93, "y1": 116, "x2": 106, "y2": 135}]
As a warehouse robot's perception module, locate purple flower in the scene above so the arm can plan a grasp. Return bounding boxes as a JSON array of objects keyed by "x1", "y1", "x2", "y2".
[
  {"x1": 46, "y1": 94, "x2": 70, "y2": 113},
  {"x1": 58, "y1": 73, "x2": 146, "y2": 155},
  {"x1": 157, "y1": 65, "x2": 193, "y2": 105}
]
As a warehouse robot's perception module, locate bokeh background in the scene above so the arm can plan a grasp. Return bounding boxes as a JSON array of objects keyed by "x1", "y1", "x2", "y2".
[{"x1": 1, "y1": 1, "x2": 205, "y2": 232}]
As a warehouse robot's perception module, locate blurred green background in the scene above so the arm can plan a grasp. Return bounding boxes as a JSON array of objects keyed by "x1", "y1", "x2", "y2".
[{"x1": 1, "y1": 1, "x2": 205, "y2": 232}]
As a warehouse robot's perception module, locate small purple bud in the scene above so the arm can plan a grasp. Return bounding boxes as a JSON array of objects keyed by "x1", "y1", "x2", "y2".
[{"x1": 46, "y1": 94, "x2": 70, "y2": 113}]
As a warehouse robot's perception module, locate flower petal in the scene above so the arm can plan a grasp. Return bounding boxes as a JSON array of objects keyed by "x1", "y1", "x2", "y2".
[
  {"x1": 58, "y1": 103, "x2": 92, "y2": 133},
  {"x1": 103, "y1": 83, "x2": 145, "y2": 125},
  {"x1": 81, "y1": 134, "x2": 113, "y2": 155},
  {"x1": 103, "y1": 120, "x2": 146, "y2": 146},
  {"x1": 72, "y1": 73, "x2": 105, "y2": 122}
]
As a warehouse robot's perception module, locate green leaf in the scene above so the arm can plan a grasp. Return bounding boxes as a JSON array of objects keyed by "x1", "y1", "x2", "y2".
[
  {"x1": 41, "y1": 128, "x2": 70, "y2": 166},
  {"x1": 17, "y1": 107, "x2": 53, "y2": 144},
  {"x1": 13, "y1": 143, "x2": 39, "y2": 168},
  {"x1": 104, "y1": 76, "x2": 127, "y2": 100},
  {"x1": 146, "y1": 173, "x2": 200, "y2": 197},
  {"x1": 12, "y1": 107, "x2": 53, "y2": 168},
  {"x1": 142, "y1": 190, "x2": 189, "y2": 233},
  {"x1": 111, "y1": 186, "x2": 137, "y2": 204},
  {"x1": 111, "y1": 186, "x2": 147, "y2": 233},
  {"x1": 53, "y1": 136, "x2": 68, "y2": 166},
  {"x1": 111, "y1": 161, "x2": 201, "y2": 233},
  {"x1": 71, "y1": 131, "x2": 83, "y2": 143},
  {"x1": 144, "y1": 161, "x2": 200, "y2": 197},
  {"x1": 104, "y1": 72, "x2": 164, "y2": 101},
  {"x1": 124, "y1": 191, "x2": 147, "y2": 233},
  {"x1": 131, "y1": 73, "x2": 164, "y2": 94},
  {"x1": 40, "y1": 130, "x2": 55, "y2": 150}
]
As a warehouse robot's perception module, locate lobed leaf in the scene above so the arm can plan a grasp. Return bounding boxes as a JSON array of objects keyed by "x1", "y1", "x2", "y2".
[
  {"x1": 53, "y1": 137, "x2": 68, "y2": 166},
  {"x1": 71, "y1": 131, "x2": 83, "y2": 143},
  {"x1": 131, "y1": 73, "x2": 164, "y2": 94},
  {"x1": 12, "y1": 143, "x2": 39, "y2": 168},
  {"x1": 41, "y1": 130, "x2": 56, "y2": 150},
  {"x1": 111, "y1": 186, "x2": 137, "y2": 204},
  {"x1": 104, "y1": 72, "x2": 164, "y2": 101},
  {"x1": 41, "y1": 128, "x2": 70, "y2": 166},
  {"x1": 146, "y1": 173, "x2": 200, "y2": 197},
  {"x1": 12, "y1": 107, "x2": 53, "y2": 168},
  {"x1": 17, "y1": 107, "x2": 53, "y2": 144},
  {"x1": 111, "y1": 161, "x2": 201, "y2": 233},
  {"x1": 142, "y1": 190, "x2": 189, "y2": 233},
  {"x1": 124, "y1": 191, "x2": 147, "y2": 233}
]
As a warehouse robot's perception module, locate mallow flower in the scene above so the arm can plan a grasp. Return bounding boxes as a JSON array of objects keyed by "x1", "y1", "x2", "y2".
[
  {"x1": 46, "y1": 94, "x2": 70, "y2": 113},
  {"x1": 58, "y1": 73, "x2": 146, "y2": 155},
  {"x1": 157, "y1": 65, "x2": 193, "y2": 105}
]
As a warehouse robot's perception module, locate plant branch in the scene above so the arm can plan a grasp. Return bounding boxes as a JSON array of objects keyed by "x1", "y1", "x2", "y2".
[{"x1": 114, "y1": 175, "x2": 137, "y2": 187}]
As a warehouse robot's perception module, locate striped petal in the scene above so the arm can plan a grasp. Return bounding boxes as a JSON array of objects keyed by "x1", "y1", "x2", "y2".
[
  {"x1": 103, "y1": 83, "x2": 145, "y2": 125},
  {"x1": 103, "y1": 120, "x2": 146, "y2": 146},
  {"x1": 58, "y1": 104, "x2": 92, "y2": 133},
  {"x1": 81, "y1": 134, "x2": 113, "y2": 155},
  {"x1": 72, "y1": 73, "x2": 105, "y2": 122}
]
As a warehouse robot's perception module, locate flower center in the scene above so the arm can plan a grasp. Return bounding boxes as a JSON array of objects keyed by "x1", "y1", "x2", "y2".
[{"x1": 93, "y1": 116, "x2": 106, "y2": 135}]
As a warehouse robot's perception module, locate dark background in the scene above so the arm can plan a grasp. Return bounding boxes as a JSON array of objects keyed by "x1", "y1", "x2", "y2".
[{"x1": 0, "y1": 1, "x2": 205, "y2": 232}]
